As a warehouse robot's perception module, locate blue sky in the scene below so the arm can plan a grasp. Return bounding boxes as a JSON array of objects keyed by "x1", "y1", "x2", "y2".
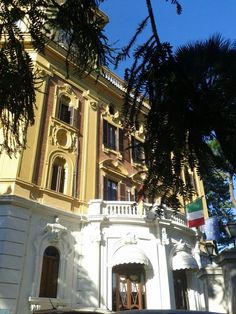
[{"x1": 100, "y1": 0, "x2": 236, "y2": 77}]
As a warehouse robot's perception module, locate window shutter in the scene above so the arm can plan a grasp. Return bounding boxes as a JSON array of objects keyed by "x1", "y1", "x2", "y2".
[
  {"x1": 103, "y1": 176, "x2": 108, "y2": 200},
  {"x1": 73, "y1": 108, "x2": 79, "y2": 128},
  {"x1": 120, "y1": 183, "x2": 126, "y2": 201},
  {"x1": 69, "y1": 107, "x2": 74, "y2": 126},
  {"x1": 123, "y1": 134, "x2": 130, "y2": 162},
  {"x1": 59, "y1": 167, "x2": 65, "y2": 193},
  {"x1": 103, "y1": 120, "x2": 108, "y2": 146},
  {"x1": 51, "y1": 164, "x2": 59, "y2": 191},
  {"x1": 119, "y1": 129, "x2": 124, "y2": 154}
]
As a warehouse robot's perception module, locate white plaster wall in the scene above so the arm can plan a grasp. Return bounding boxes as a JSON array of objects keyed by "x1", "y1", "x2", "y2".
[
  {"x1": 77, "y1": 222, "x2": 101, "y2": 308},
  {"x1": 199, "y1": 266, "x2": 226, "y2": 313},
  {"x1": 94, "y1": 222, "x2": 173, "y2": 310},
  {"x1": 0, "y1": 196, "x2": 207, "y2": 314},
  {"x1": 17, "y1": 207, "x2": 79, "y2": 313},
  {"x1": 0, "y1": 204, "x2": 30, "y2": 314}
]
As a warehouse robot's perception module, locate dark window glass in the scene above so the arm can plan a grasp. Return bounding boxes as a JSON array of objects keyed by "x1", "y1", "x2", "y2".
[
  {"x1": 132, "y1": 138, "x2": 144, "y2": 163},
  {"x1": 39, "y1": 246, "x2": 60, "y2": 298},
  {"x1": 104, "y1": 177, "x2": 118, "y2": 201},
  {"x1": 58, "y1": 96, "x2": 71, "y2": 124},
  {"x1": 50, "y1": 158, "x2": 66, "y2": 193},
  {"x1": 59, "y1": 103, "x2": 70, "y2": 124},
  {"x1": 103, "y1": 120, "x2": 117, "y2": 150}
]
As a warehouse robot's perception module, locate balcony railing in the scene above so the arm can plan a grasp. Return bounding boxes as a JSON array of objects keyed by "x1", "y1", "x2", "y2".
[{"x1": 88, "y1": 200, "x2": 187, "y2": 226}]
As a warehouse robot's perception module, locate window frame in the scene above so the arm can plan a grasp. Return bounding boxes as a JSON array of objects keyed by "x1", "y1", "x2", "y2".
[
  {"x1": 50, "y1": 157, "x2": 67, "y2": 194},
  {"x1": 57, "y1": 95, "x2": 72, "y2": 125},
  {"x1": 131, "y1": 137, "x2": 144, "y2": 164},
  {"x1": 104, "y1": 177, "x2": 118, "y2": 201},
  {"x1": 103, "y1": 120, "x2": 117, "y2": 150}
]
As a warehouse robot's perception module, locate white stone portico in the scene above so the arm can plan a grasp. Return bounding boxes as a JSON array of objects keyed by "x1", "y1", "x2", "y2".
[{"x1": 0, "y1": 195, "x2": 206, "y2": 314}]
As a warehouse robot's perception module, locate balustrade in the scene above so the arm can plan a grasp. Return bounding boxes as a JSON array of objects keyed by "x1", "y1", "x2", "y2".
[{"x1": 96, "y1": 201, "x2": 187, "y2": 226}]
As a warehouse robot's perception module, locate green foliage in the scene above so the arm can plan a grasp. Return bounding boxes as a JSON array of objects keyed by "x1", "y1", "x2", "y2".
[
  {"x1": 0, "y1": 39, "x2": 35, "y2": 154},
  {"x1": 203, "y1": 139, "x2": 231, "y2": 215},
  {"x1": 0, "y1": 0, "x2": 111, "y2": 154},
  {"x1": 204, "y1": 171, "x2": 231, "y2": 215},
  {"x1": 118, "y1": 2, "x2": 236, "y2": 209}
]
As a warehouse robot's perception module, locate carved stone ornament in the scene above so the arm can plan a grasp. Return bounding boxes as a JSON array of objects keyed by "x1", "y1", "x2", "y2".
[
  {"x1": 122, "y1": 232, "x2": 138, "y2": 245},
  {"x1": 36, "y1": 65, "x2": 54, "y2": 78},
  {"x1": 43, "y1": 217, "x2": 68, "y2": 243},
  {"x1": 100, "y1": 104, "x2": 122, "y2": 125},
  {"x1": 56, "y1": 84, "x2": 79, "y2": 109},
  {"x1": 172, "y1": 239, "x2": 192, "y2": 253},
  {"x1": 90, "y1": 101, "x2": 98, "y2": 111},
  {"x1": 136, "y1": 123, "x2": 145, "y2": 139},
  {"x1": 161, "y1": 227, "x2": 169, "y2": 245},
  {"x1": 101, "y1": 104, "x2": 110, "y2": 117},
  {"x1": 49, "y1": 118, "x2": 78, "y2": 152},
  {"x1": 112, "y1": 111, "x2": 122, "y2": 125}
]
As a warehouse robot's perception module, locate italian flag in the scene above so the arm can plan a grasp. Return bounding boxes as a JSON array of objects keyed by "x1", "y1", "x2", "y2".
[{"x1": 186, "y1": 197, "x2": 205, "y2": 228}]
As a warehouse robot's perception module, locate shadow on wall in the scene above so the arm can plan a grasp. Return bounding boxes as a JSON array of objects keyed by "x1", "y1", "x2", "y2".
[
  {"x1": 76, "y1": 264, "x2": 105, "y2": 308},
  {"x1": 206, "y1": 268, "x2": 227, "y2": 313},
  {"x1": 2, "y1": 185, "x2": 12, "y2": 195}
]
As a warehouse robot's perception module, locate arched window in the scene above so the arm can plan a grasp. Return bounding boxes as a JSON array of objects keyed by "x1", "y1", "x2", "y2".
[
  {"x1": 50, "y1": 157, "x2": 66, "y2": 193},
  {"x1": 39, "y1": 246, "x2": 60, "y2": 298},
  {"x1": 112, "y1": 264, "x2": 146, "y2": 311}
]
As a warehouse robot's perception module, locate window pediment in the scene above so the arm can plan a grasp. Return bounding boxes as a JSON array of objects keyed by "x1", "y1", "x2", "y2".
[
  {"x1": 99, "y1": 159, "x2": 128, "y2": 177},
  {"x1": 55, "y1": 84, "x2": 78, "y2": 108}
]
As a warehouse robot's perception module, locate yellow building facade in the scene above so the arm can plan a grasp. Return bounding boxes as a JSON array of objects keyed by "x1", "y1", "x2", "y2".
[{"x1": 0, "y1": 37, "x2": 215, "y2": 314}]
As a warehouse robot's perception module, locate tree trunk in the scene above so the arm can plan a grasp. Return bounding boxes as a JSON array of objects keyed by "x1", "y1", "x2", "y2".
[{"x1": 228, "y1": 173, "x2": 236, "y2": 209}]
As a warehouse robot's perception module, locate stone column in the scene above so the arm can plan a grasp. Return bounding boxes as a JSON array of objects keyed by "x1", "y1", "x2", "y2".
[
  {"x1": 88, "y1": 199, "x2": 103, "y2": 215},
  {"x1": 197, "y1": 264, "x2": 226, "y2": 313}
]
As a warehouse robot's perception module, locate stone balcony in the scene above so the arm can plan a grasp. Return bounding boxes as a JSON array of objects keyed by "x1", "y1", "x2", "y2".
[{"x1": 88, "y1": 199, "x2": 187, "y2": 226}]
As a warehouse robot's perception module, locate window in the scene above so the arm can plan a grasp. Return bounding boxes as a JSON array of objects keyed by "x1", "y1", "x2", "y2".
[
  {"x1": 173, "y1": 270, "x2": 189, "y2": 310},
  {"x1": 104, "y1": 177, "x2": 118, "y2": 200},
  {"x1": 39, "y1": 246, "x2": 60, "y2": 298},
  {"x1": 112, "y1": 264, "x2": 146, "y2": 311},
  {"x1": 103, "y1": 120, "x2": 117, "y2": 150},
  {"x1": 103, "y1": 120, "x2": 131, "y2": 161},
  {"x1": 50, "y1": 157, "x2": 66, "y2": 193},
  {"x1": 57, "y1": 95, "x2": 78, "y2": 126},
  {"x1": 58, "y1": 95, "x2": 71, "y2": 124},
  {"x1": 132, "y1": 138, "x2": 144, "y2": 164}
]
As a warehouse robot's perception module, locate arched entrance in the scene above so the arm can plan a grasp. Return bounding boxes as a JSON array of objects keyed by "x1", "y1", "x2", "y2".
[
  {"x1": 172, "y1": 250, "x2": 199, "y2": 310},
  {"x1": 112, "y1": 263, "x2": 146, "y2": 311}
]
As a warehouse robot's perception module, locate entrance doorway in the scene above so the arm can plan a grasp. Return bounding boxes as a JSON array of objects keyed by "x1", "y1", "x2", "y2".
[
  {"x1": 112, "y1": 263, "x2": 146, "y2": 311},
  {"x1": 173, "y1": 269, "x2": 189, "y2": 309}
]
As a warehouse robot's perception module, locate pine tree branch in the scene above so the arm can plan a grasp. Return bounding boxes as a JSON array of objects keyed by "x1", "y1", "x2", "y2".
[{"x1": 146, "y1": 0, "x2": 161, "y2": 46}]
